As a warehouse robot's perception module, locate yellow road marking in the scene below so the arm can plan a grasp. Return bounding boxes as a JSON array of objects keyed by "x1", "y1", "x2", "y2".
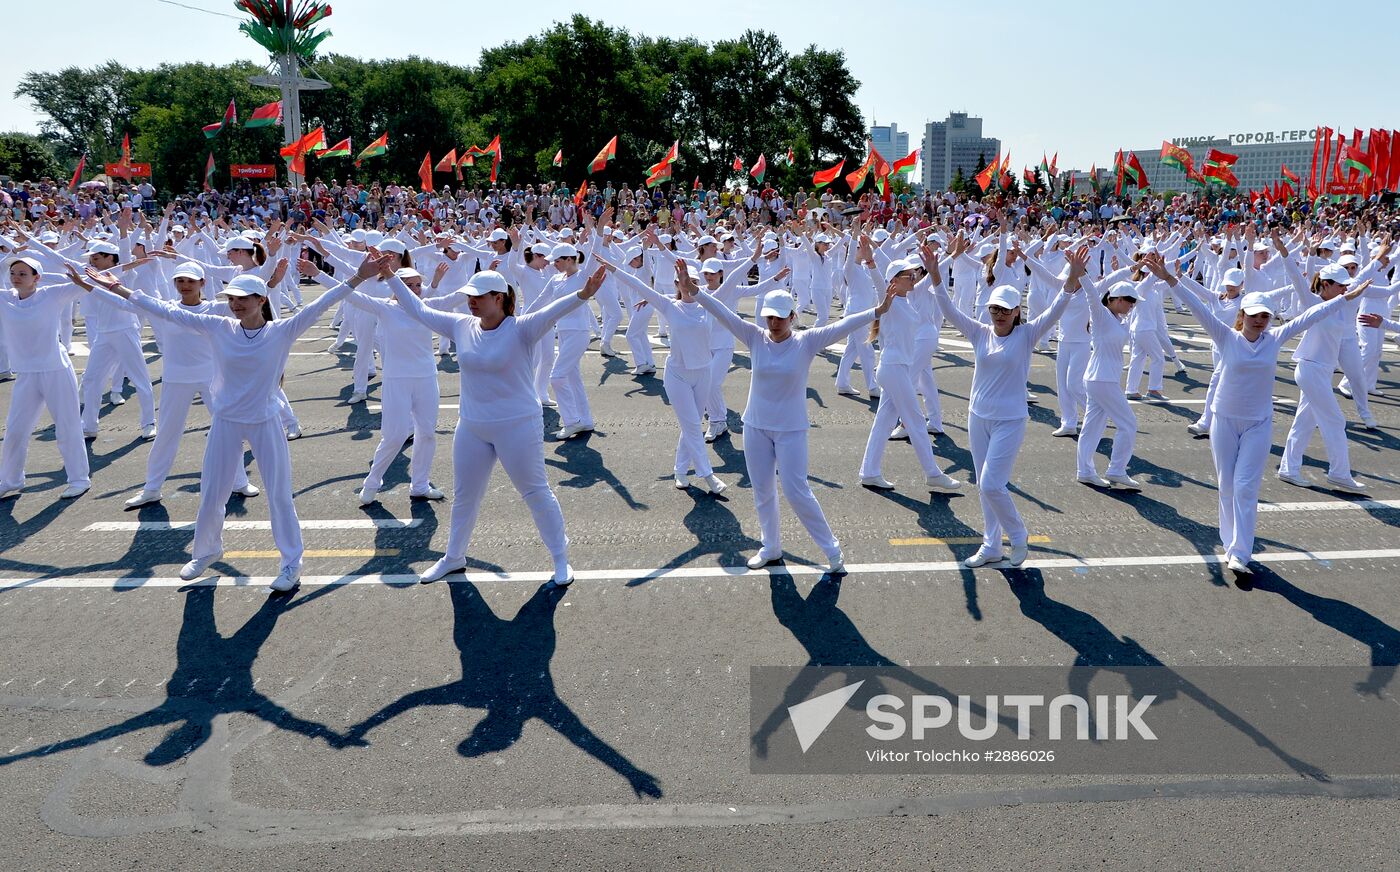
[
  {"x1": 889, "y1": 535, "x2": 1052, "y2": 547},
  {"x1": 222, "y1": 549, "x2": 400, "y2": 559}
]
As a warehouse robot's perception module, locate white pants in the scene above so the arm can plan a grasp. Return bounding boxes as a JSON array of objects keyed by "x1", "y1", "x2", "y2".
[
  {"x1": 0, "y1": 365, "x2": 90, "y2": 490},
  {"x1": 444, "y1": 415, "x2": 568, "y2": 564},
  {"x1": 836, "y1": 329, "x2": 876, "y2": 391},
  {"x1": 0, "y1": 327, "x2": 8, "y2": 373},
  {"x1": 663, "y1": 363, "x2": 713, "y2": 477},
  {"x1": 810, "y1": 285, "x2": 832, "y2": 327},
  {"x1": 534, "y1": 332, "x2": 555, "y2": 403},
  {"x1": 193, "y1": 416, "x2": 301, "y2": 569},
  {"x1": 1127, "y1": 329, "x2": 1166, "y2": 393},
  {"x1": 1197, "y1": 349, "x2": 1223, "y2": 429},
  {"x1": 1055, "y1": 341, "x2": 1090, "y2": 428},
  {"x1": 705, "y1": 345, "x2": 735, "y2": 431},
  {"x1": 913, "y1": 335, "x2": 942, "y2": 431},
  {"x1": 594, "y1": 286, "x2": 622, "y2": 353},
  {"x1": 81, "y1": 330, "x2": 155, "y2": 431},
  {"x1": 144, "y1": 381, "x2": 251, "y2": 494},
  {"x1": 860, "y1": 362, "x2": 943, "y2": 478},
  {"x1": 743, "y1": 425, "x2": 839, "y2": 557},
  {"x1": 793, "y1": 279, "x2": 812, "y2": 315},
  {"x1": 550, "y1": 329, "x2": 593, "y2": 428},
  {"x1": 968, "y1": 413, "x2": 1028, "y2": 554},
  {"x1": 364, "y1": 376, "x2": 439, "y2": 493},
  {"x1": 1029, "y1": 286, "x2": 1055, "y2": 349},
  {"x1": 1209, "y1": 414, "x2": 1272, "y2": 564},
  {"x1": 1335, "y1": 334, "x2": 1372, "y2": 418},
  {"x1": 1280, "y1": 360, "x2": 1351, "y2": 480},
  {"x1": 625, "y1": 303, "x2": 655, "y2": 368},
  {"x1": 350, "y1": 310, "x2": 379, "y2": 394},
  {"x1": 1078, "y1": 379, "x2": 1137, "y2": 478},
  {"x1": 1356, "y1": 324, "x2": 1385, "y2": 393}
]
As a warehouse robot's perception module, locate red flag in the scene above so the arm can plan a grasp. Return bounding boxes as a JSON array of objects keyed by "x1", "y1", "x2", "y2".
[
  {"x1": 121, "y1": 132, "x2": 131, "y2": 165},
  {"x1": 419, "y1": 152, "x2": 433, "y2": 192},
  {"x1": 732, "y1": 156, "x2": 744, "y2": 172},
  {"x1": 552, "y1": 149, "x2": 563, "y2": 167},
  {"x1": 812, "y1": 159, "x2": 845, "y2": 189},
  {"x1": 1389, "y1": 129, "x2": 1400, "y2": 192},
  {"x1": 589, "y1": 136, "x2": 617, "y2": 174},
  {"x1": 693, "y1": 176, "x2": 702, "y2": 191},
  {"x1": 1308, "y1": 127, "x2": 1324, "y2": 197},
  {"x1": 67, "y1": 154, "x2": 86, "y2": 193},
  {"x1": 482, "y1": 134, "x2": 502, "y2": 183},
  {"x1": 1127, "y1": 152, "x2": 1150, "y2": 189},
  {"x1": 749, "y1": 153, "x2": 767, "y2": 183},
  {"x1": 890, "y1": 149, "x2": 919, "y2": 176},
  {"x1": 1281, "y1": 163, "x2": 1300, "y2": 184},
  {"x1": 435, "y1": 149, "x2": 458, "y2": 172},
  {"x1": 203, "y1": 153, "x2": 215, "y2": 192},
  {"x1": 1049, "y1": 152, "x2": 1058, "y2": 176},
  {"x1": 574, "y1": 178, "x2": 588, "y2": 207}
]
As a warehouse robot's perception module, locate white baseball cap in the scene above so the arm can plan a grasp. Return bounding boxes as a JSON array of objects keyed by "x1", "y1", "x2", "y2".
[
  {"x1": 1318, "y1": 263, "x2": 1353, "y2": 286},
  {"x1": 394, "y1": 267, "x2": 422, "y2": 281},
  {"x1": 700, "y1": 258, "x2": 725, "y2": 275},
  {"x1": 551, "y1": 243, "x2": 579, "y2": 260},
  {"x1": 1337, "y1": 254, "x2": 1359, "y2": 267},
  {"x1": 172, "y1": 262, "x2": 206, "y2": 280},
  {"x1": 758, "y1": 289, "x2": 795, "y2": 318},
  {"x1": 695, "y1": 234, "x2": 717, "y2": 247},
  {"x1": 350, "y1": 228, "x2": 368, "y2": 242},
  {"x1": 487, "y1": 229, "x2": 509, "y2": 242},
  {"x1": 985, "y1": 285, "x2": 1022, "y2": 310},
  {"x1": 377, "y1": 239, "x2": 407, "y2": 254},
  {"x1": 223, "y1": 236, "x2": 256, "y2": 252},
  {"x1": 465, "y1": 270, "x2": 509, "y2": 296},
  {"x1": 87, "y1": 240, "x2": 120, "y2": 256},
  {"x1": 883, "y1": 259, "x2": 917, "y2": 282},
  {"x1": 7, "y1": 255, "x2": 43, "y2": 275},
  {"x1": 558, "y1": 227, "x2": 575, "y2": 239},
  {"x1": 1239, "y1": 292, "x2": 1275, "y2": 316},
  {"x1": 1222, "y1": 268, "x2": 1246, "y2": 287},
  {"x1": 223, "y1": 274, "x2": 269, "y2": 297},
  {"x1": 872, "y1": 228, "x2": 890, "y2": 242},
  {"x1": 530, "y1": 242, "x2": 554, "y2": 256},
  {"x1": 1105, "y1": 280, "x2": 1139, "y2": 301},
  {"x1": 363, "y1": 230, "x2": 385, "y2": 246}
]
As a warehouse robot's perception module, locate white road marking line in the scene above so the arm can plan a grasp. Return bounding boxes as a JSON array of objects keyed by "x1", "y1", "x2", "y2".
[
  {"x1": 84, "y1": 519, "x2": 422, "y2": 532},
  {"x1": 5, "y1": 547, "x2": 1400, "y2": 590},
  {"x1": 1259, "y1": 499, "x2": 1400, "y2": 513}
]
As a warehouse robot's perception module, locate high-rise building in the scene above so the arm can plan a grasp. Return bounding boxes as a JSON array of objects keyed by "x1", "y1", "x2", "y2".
[
  {"x1": 922, "y1": 112, "x2": 1000, "y2": 193},
  {"x1": 870, "y1": 122, "x2": 910, "y2": 164}
]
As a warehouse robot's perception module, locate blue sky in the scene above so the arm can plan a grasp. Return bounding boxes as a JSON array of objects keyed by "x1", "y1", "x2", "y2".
[{"x1": 5, "y1": 0, "x2": 1397, "y2": 173}]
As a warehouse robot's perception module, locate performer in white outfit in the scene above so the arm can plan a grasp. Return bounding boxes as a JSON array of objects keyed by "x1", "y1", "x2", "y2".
[{"x1": 1076, "y1": 280, "x2": 1142, "y2": 490}]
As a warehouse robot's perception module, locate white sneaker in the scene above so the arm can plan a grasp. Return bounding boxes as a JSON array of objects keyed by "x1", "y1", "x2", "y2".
[
  {"x1": 124, "y1": 489, "x2": 163, "y2": 508},
  {"x1": 1007, "y1": 541, "x2": 1029, "y2": 567},
  {"x1": 348, "y1": 392, "x2": 367, "y2": 404},
  {"x1": 1106, "y1": 474, "x2": 1142, "y2": 491},
  {"x1": 963, "y1": 547, "x2": 1003, "y2": 568},
  {"x1": 554, "y1": 422, "x2": 593, "y2": 440},
  {"x1": 1125, "y1": 391, "x2": 1144, "y2": 400},
  {"x1": 0, "y1": 485, "x2": 21, "y2": 500},
  {"x1": 889, "y1": 424, "x2": 909, "y2": 440},
  {"x1": 746, "y1": 551, "x2": 780, "y2": 570},
  {"x1": 1226, "y1": 556, "x2": 1252, "y2": 575},
  {"x1": 824, "y1": 549, "x2": 846, "y2": 574},
  {"x1": 703, "y1": 474, "x2": 727, "y2": 495},
  {"x1": 179, "y1": 552, "x2": 222, "y2": 581},
  {"x1": 1052, "y1": 424, "x2": 1078, "y2": 437},
  {"x1": 547, "y1": 564, "x2": 575, "y2": 588},
  {"x1": 1338, "y1": 385, "x2": 1354, "y2": 399},
  {"x1": 140, "y1": 424, "x2": 157, "y2": 440},
  {"x1": 926, "y1": 472, "x2": 962, "y2": 492},
  {"x1": 107, "y1": 392, "x2": 126, "y2": 405},
  {"x1": 1360, "y1": 415, "x2": 1379, "y2": 431},
  {"x1": 704, "y1": 424, "x2": 728, "y2": 443},
  {"x1": 233, "y1": 483, "x2": 260, "y2": 497},
  {"x1": 860, "y1": 475, "x2": 896, "y2": 490},
  {"x1": 286, "y1": 423, "x2": 303, "y2": 440},
  {"x1": 1326, "y1": 476, "x2": 1368, "y2": 495},
  {"x1": 673, "y1": 475, "x2": 690, "y2": 490},
  {"x1": 1277, "y1": 470, "x2": 1310, "y2": 488},
  {"x1": 600, "y1": 346, "x2": 619, "y2": 358},
  {"x1": 1173, "y1": 359, "x2": 1188, "y2": 375},
  {"x1": 927, "y1": 422, "x2": 943, "y2": 435},
  {"x1": 1146, "y1": 391, "x2": 1168, "y2": 402},
  {"x1": 867, "y1": 387, "x2": 881, "y2": 398},
  {"x1": 1077, "y1": 473, "x2": 1111, "y2": 488},
  {"x1": 419, "y1": 555, "x2": 467, "y2": 583},
  {"x1": 270, "y1": 565, "x2": 301, "y2": 592},
  {"x1": 358, "y1": 486, "x2": 379, "y2": 506},
  {"x1": 411, "y1": 486, "x2": 445, "y2": 501},
  {"x1": 1369, "y1": 389, "x2": 1388, "y2": 398},
  {"x1": 60, "y1": 482, "x2": 90, "y2": 499},
  {"x1": 836, "y1": 385, "x2": 861, "y2": 397},
  {"x1": 541, "y1": 397, "x2": 558, "y2": 408},
  {"x1": 83, "y1": 430, "x2": 98, "y2": 440},
  {"x1": 1187, "y1": 422, "x2": 1209, "y2": 437}
]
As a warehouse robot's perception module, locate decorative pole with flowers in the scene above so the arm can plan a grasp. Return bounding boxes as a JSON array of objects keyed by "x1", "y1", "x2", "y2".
[{"x1": 238, "y1": 1, "x2": 333, "y2": 187}]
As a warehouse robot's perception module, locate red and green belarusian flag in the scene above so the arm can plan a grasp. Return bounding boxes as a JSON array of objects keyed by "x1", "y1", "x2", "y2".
[
  {"x1": 321, "y1": 137, "x2": 352, "y2": 158},
  {"x1": 1159, "y1": 141, "x2": 1194, "y2": 175},
  {"x1": 1039, "y1": 153, "x2": 1050, "y2": 176},
  {"x1": 435, "y1": 149, "x2": 458, "y2": 172},
  {"x1": 280, "y1": 126, "x2": 325, "y2": 175},
  {"x1": 1048, "y1": 152, "x2": 1058, "y2": 176},
  {"x1": 354, "y1": 132, "x2": 388, "y2": 168},
  {"x1": 1201, "y1": 147, "x2": 1240, "y2": 188},
  {"x1": 1341, "y1": 145, "x2": 1373, "y2": 177},
  {"x1": 203, "y1": 152, "x2": 215, "y2": 191},
  {"x1": 1126, "y1": 151, "x2": 1150, "y2": 189},
  {"x1": 552, "y1": 149, "x2": 563, "y2": 167},
  {"x1": 589, "y1": 136, "x2": 618, "y2": 174},
  {"x1": 245, "y1": 100, "x2": 282, "y2": 128},
  {"x1": 646, "y1": 161, "x2": 673, "y2": 188},
  {"x1": 890, "y1": 148, "x2": 918, "y2": 175},
  {"x1": 202, "y1": 99, "x2": 237, "y2": 138},
  {"x1": 749, "y1": 153, "x2": 767, "y2": 184},
  {"x1": 1023, "y1": 167, "x2": 1037, "y2": 186},
  {"x1": 845, "y1": 149, "x2": 875, "y2": 192},
  {"x1": 732, "y1": 155, "x2": 744, "y2": 172},
  {"x1": 812, "y1": 159, "x2": 845, "y2": 189},
  {"x1": 1280, "y1": 163, "x2": 1300, "y2": 184}
]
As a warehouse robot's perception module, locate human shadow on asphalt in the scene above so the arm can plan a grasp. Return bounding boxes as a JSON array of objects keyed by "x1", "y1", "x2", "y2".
[
  {"x1": 751, "y1": 572, "x2": 1013, "y2": 758},
  {"x1": 547, "y1": 432, "x2": 647, "y2": 511},
  {"x1": 0, "y1": 584, "x2": 354, "y2": 768},
  {"x1": 1099, "y1": 488, "x2": 1232, "y2": 588},
  {"x1": 1247, "y1": 565, "x2": 1399, "y2": 697},
  {"x1": 1000, "y1": 567, "x2": 1326, "y2": 777},
  {"x1": 626, "y1": 490, "x2": 758, "y2": 586},
  {"x1": 345, "y1": 581, "x2": 663, "y2": 798}
]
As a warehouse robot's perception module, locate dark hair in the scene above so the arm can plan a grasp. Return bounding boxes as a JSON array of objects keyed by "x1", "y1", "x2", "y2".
[
  {"x1": 495, "y1": 288, "x2": 516, "y2": 317},
  {"x1": 251, "y1": 241, "x2": 268, "y2": 266}
]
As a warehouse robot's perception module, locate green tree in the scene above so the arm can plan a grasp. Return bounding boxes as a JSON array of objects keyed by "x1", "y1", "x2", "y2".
[
  {"x1": 0, "y1": 132, "x2": 63, "y2": 181},
  {"x1": 15, "y1": 61, "x2": 134, "y2": 163}
]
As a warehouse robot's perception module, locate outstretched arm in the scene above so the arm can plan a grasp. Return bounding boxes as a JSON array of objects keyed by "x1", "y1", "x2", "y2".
[{"x1": 517, "y1": 268, "x2": 607, "y2": 345}]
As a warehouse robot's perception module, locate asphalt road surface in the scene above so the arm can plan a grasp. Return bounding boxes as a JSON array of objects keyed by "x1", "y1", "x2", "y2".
[{"x1": 2, "y1": 285, "x2": 1398, "y2": 870}]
